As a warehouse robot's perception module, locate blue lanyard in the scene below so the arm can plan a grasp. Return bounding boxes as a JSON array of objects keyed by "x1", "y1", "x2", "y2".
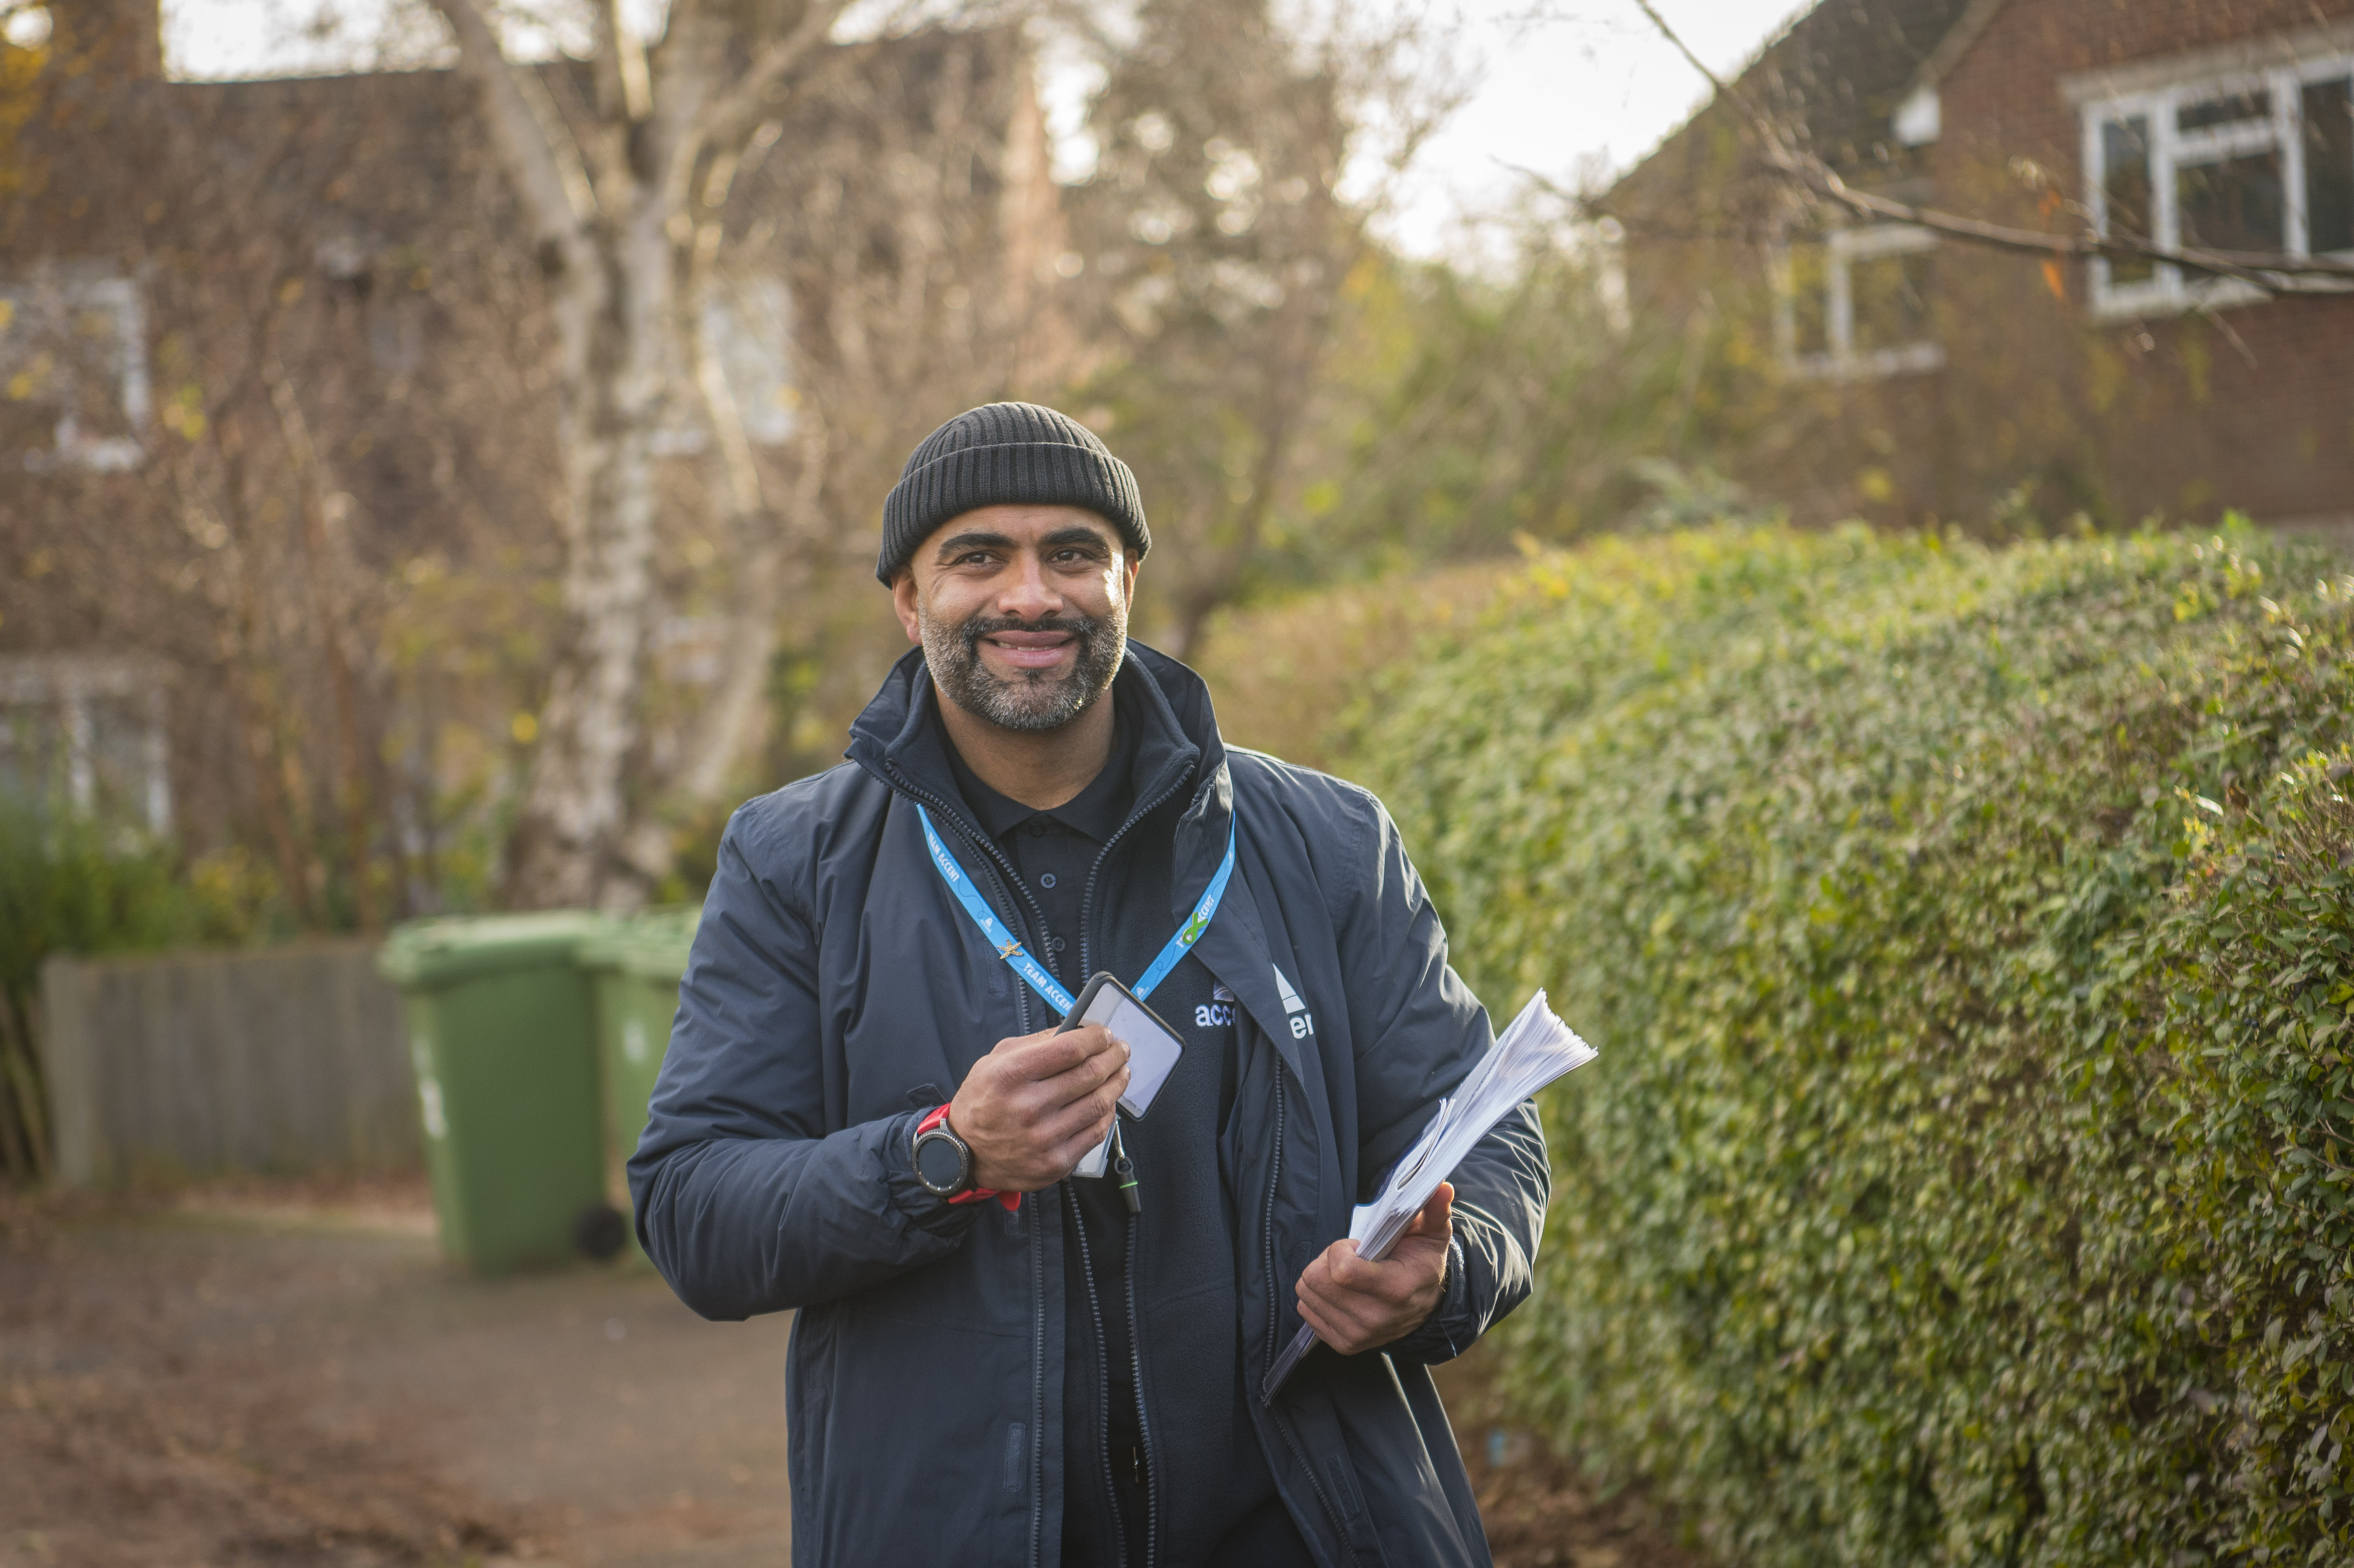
[{"x1": 916, "y1": 802, "x2": 1237, "y2": 1014}]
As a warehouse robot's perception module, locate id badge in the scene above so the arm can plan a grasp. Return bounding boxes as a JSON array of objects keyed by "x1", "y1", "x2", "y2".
[{"x1": 1059, "y1": 972, "x2": 1184, "y2": 1178}]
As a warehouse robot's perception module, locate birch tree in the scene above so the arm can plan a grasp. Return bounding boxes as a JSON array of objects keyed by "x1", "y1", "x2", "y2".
[{"x1": 423, "y1": 0, "x2": 872, "y2": 908}]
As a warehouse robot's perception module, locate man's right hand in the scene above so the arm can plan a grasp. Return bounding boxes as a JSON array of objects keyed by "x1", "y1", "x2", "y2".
[{"x1": 947, "y1": 1024, "x2": 1130, "y2": 1193}]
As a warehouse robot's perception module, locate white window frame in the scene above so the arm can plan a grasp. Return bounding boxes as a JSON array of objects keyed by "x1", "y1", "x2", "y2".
[
  {"x1": 2082, "y1": 49, "x2": 2354, "y2": 319},
  {"x1": 0, "y1": 655, "x2": 172, "y2": 834},
  {"x1": 0, "y1": 271, "x2": 151, "y2": 472},
  {"x1": 1775, "y1": 224, "x2": 1945, "y2": 382}
]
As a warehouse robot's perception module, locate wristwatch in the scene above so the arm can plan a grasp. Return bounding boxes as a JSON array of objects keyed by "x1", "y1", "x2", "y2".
[{"x1": 912, "y1": 1104, "x2": 976, "y2": 1198}]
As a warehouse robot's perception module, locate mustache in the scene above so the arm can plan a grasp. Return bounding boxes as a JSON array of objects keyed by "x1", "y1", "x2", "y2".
[{"x1": 957, "y1": 614, "x2": 1098, "y2": 656}]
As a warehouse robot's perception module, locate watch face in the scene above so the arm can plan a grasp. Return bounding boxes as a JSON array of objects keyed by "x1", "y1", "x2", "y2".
[{"x1": 915, "y1": 1131, "x2": 968, "y2": 1194}]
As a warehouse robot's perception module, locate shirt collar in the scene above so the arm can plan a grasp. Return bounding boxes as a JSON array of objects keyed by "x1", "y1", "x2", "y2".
[{"x1": 942, "y1": 681, "x2": 1142, "y2": 845}]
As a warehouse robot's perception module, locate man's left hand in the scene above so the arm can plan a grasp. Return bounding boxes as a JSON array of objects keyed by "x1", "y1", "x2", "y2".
[{"x1": 1294, "y1": 1182, "x2": 1452, "y2": 1355}]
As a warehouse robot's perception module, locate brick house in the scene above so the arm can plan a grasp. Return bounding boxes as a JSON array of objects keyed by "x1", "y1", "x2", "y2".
[
  {"x1": 0, "y1": 0, "x2": 1061, "y2": 903},
  {"x1": 1608, "y1": 0, "x2": 2354, "y2": 532}
]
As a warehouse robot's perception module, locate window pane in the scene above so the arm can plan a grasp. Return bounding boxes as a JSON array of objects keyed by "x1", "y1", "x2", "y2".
[
  {"x1": 2179, "y1": 90, "x2": 2271, "y2": 132},
  {"x1": 86, "y1": 695, "x2": 157, "y2": 824},
  {"x1": 2179, "y1": 150, "x2": 2285, "y2": 253},
  {"x1": 1785, "y1": 244, "x2": 1829, "y2": 359},
  {"x1": 1850, "y1": 248, "x2": 1934, "y2": 353},
  {"x1": 0, "y1": 282, "x2": 141, "y2": 453},
  {"x1": 2102, "y1": 117, "x2": 2156, "y2": 284},
  {"x1": 2305, "y1": 78, "x2": 2354, "y2": 254},
  {"x1": 0, "y1": 705, "x2": 70, "y2": 811}
]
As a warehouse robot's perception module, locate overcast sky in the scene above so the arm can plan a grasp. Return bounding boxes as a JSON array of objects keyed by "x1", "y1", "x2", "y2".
[{"x1": 152, "y1": 0, "x2": 1804, "y2": 256}]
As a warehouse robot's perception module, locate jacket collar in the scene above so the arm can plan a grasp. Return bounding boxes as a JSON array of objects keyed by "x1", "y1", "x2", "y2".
[
  {"x1": 846, "y1": 640, "x2": 1231, "y2": 881},
  {"x1": 848, "y1": 640, "x2": 1313, "y2": 1081}
]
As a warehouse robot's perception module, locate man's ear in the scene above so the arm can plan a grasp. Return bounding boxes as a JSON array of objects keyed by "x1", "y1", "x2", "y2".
[
  {"x1": 1120, "y1": 551, "x2": 1141, "y2": 608},
  {"x1": 892, "y1": 567, "x2": 923, "y2": 644}
]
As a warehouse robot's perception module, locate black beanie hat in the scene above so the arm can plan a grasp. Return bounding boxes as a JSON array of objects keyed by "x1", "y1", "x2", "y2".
[{"x1": 876, "y1": 402, "x2": 1149, "y2": 585}]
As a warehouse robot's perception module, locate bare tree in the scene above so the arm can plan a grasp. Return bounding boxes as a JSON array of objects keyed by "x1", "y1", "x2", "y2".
[
  {"x1": 612, "y1": 19, "x2": 1072, "y2": 884},
  {"x1": 420, "y1": 0, "x2": 907, "y2": 907},
  {"x1": 1054, "y1": 0, "x2": 1461, "y2": 656}
]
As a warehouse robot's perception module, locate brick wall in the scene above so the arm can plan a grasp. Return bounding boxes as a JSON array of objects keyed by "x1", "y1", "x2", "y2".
[{"x1": 1933, "y1": 0, "x2": 2354, "y2": 525}]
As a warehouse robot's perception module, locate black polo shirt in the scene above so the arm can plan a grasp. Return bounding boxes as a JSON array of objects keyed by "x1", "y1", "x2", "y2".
[
  {"x1": 942, "y1": 693, "x2": 1309, "y2": 1567},
  {"x1": 944, "y1": 720, "x2": 1133, "y2": 991}
]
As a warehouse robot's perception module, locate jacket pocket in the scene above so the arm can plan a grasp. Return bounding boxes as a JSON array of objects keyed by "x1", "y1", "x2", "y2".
[{"x1": 1002, "y1": 1421, "x2": 1026, "y2": 1493}]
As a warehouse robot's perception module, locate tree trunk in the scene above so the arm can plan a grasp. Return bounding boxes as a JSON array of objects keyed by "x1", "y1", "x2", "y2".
[
  {"x1": 428, "y1": 0, "x2": 852, "y2": 910},
  {"x1": 501, "y1": 215, "x2": 672, "y2": 909},
  {"x1": 608, "y1": 237, "x2": 828, "y2": 897}
]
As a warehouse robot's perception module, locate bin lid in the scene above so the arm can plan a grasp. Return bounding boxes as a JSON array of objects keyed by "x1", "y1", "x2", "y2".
[
  {"x1": 577, "y1": 906, "x2": 700, "y2": 980},
  {"x1": 376, "y1": 910, "x2": 612, "y2": 989}
]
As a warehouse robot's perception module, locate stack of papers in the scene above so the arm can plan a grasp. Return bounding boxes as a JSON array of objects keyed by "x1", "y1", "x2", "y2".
[{"x1": 1260, "y1": 990, "x2": 1598, "y2": 1402}]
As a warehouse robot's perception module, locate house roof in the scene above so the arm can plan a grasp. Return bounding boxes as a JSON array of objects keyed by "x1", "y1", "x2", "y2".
[
  {"x1": 1902, "y1": 0, "x2": 2010, "y2": 94},
  {"x1": 1610, "y1": 0, "x2": 1982, "y2": 204}
]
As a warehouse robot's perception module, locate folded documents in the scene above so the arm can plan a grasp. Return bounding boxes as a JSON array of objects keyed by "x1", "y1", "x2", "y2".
[{"x1": 1260, "y1": 990, "x2": 1598, "y2": 1402}]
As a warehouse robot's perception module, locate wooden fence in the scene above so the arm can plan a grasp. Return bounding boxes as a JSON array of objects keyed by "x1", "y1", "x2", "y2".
[{"x1": 41, "y1": 939, "x2": 419, "y2": 1186}]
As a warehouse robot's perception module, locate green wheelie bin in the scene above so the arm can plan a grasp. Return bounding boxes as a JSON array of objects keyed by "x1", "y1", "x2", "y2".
[
  {"x1": 377, "y1": 911, "x2": 623, "y2": 1275},
  {"x1": 579, "y1": 906, "x2": 700, "y2": 1258}
]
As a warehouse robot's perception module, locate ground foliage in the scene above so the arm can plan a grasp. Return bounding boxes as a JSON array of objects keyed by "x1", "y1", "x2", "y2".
[
  {"x1": 0, "y1": 809, "x2": 267, "y2": 1182},
  {"x1": 1349, "y1": 522, "x2": 2354, "y2": 1565}
]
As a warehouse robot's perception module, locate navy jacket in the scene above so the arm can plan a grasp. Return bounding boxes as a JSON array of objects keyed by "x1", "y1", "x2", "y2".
[{"x1": 628, "y1": 643, "x2": 1550, "y2": 1567}]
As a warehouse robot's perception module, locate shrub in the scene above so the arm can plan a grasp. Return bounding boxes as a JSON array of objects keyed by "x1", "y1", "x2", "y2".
[
  {"x1": 1192, "y1": 560, "x2": 1511, "y2": 771},
  {"x1": 0, "y1": 807, "x2": 263, "y2": 1183},
  {"x1": 1348, "y1": 522, "x2": 2354, "y2": 1565},
  {"x1": 2156, "y1": 747, "x2": 2354, "y2": 1556}
]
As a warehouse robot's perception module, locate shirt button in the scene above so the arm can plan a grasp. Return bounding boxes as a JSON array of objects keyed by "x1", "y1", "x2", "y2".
[
  {"x1": 1039, "y1": 873, "x2": 1058, "y2": 888},
  {"x1": 1051, "y1": 936, "x2": 1067, "y2": 952},
  {"x1": 1027, "y1": 823, "x2": 1050, "y2": 838}
]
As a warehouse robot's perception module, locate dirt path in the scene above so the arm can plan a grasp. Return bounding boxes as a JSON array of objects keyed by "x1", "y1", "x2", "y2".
[{"x1": 0, "y1": 1179, "x2": 1698, "y2": 1568}]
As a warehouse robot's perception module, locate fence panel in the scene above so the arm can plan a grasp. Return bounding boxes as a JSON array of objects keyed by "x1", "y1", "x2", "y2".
[{"x1": 41, "y1": 940, "x2": 418, "y2": 1185}]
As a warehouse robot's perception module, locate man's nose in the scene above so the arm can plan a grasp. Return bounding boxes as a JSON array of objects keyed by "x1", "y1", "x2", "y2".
[{"x1": 997, "y1": 558, "x2": 1064, "y2": 620}]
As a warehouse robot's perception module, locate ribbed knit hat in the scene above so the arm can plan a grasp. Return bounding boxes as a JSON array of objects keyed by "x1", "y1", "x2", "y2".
[{"x1": 876, "y1": 403, "x2": 1149, "y2": 585}]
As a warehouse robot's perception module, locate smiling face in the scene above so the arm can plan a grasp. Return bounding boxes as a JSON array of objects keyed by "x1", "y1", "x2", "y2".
[{"x1": 892, "y1": 504, "x2": 1140, "y2": 733}]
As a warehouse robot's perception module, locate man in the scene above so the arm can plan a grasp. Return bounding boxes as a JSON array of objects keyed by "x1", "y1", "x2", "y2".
[{"x1": 630, "y1": 402, "x2": 1548, "y2": 1566}]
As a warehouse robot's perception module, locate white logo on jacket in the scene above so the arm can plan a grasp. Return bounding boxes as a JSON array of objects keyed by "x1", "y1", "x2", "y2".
[{"x1": 1272, "y1": 965, "x2": 1314, "y2": 1038}]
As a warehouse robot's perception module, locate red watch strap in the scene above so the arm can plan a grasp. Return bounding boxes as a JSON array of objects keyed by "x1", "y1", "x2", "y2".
[{"x1": 918, "y1": 1105, "x2": 1019, "y2": 1212}]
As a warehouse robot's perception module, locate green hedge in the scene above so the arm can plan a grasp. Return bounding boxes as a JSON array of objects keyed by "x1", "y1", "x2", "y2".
[{"x1": 1353, "y1": 524, "x2": 2354, "y2": 1565}]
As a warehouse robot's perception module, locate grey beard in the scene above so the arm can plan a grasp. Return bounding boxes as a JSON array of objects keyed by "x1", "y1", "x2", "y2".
[{"x1": 919, "y1": 605, "x2": 1126, "y2": 733}]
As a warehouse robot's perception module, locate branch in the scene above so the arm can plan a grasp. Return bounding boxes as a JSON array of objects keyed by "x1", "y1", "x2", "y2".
[
  {"x1": 602, "y1": 0, "x2": 653, "y2": 122},
  {"x1": 423, "y1": 0, "x2": 595, "y2": 264},
  {"x1": 1804, "y1": 164, "x2": 2354, "y2": 293},
  {"x1": 1628, "y1": 0, "x2": 1740, "y2": 107},
  {"x1": 666, "y1": 0, "x2": 856, "y2": 211},
  {"x1": 1623, "y1": 0, "x2": 2354, "y2": 294}
]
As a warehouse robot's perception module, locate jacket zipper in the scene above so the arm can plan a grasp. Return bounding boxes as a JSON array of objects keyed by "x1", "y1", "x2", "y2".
[
  {"x1": 1061, "y1": 755, "x2": 1196, "y2": 1568},
  {"x1": 886, "y1": 767, "x2": 1050, "y2": 1033},
  {"x1": 889, "y1": 759, "x2": 1204, "y2": 1568},
  {"x1": 1259, "y1": 1065, "x2": 1352, "y2": 1546},
  {"x1": 1069, "y1": 1196, "x2": 1130, "y2": 1567},
  {"x1": 1262, "y1": 1068, "x2": 1285, "y2": 1381},
  {"x1": 1076, "y1": 767, "x2": 1195, "y2": 982},
  {"x1": 1029, "y1": 1190, "x2": 1046, "y2": 1568},
  {"x1": 1124, "y1": 1213, "x2": 1156, "y2": 1568},
  {"x1": 885, "y1": 767, "x2": 1050, "y2": 1561}
]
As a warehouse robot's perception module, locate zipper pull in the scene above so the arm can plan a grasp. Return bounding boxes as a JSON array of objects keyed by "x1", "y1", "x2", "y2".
[{"x1": 1111, "y1": 1120, "x2": 1142, "y2": 1215}]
